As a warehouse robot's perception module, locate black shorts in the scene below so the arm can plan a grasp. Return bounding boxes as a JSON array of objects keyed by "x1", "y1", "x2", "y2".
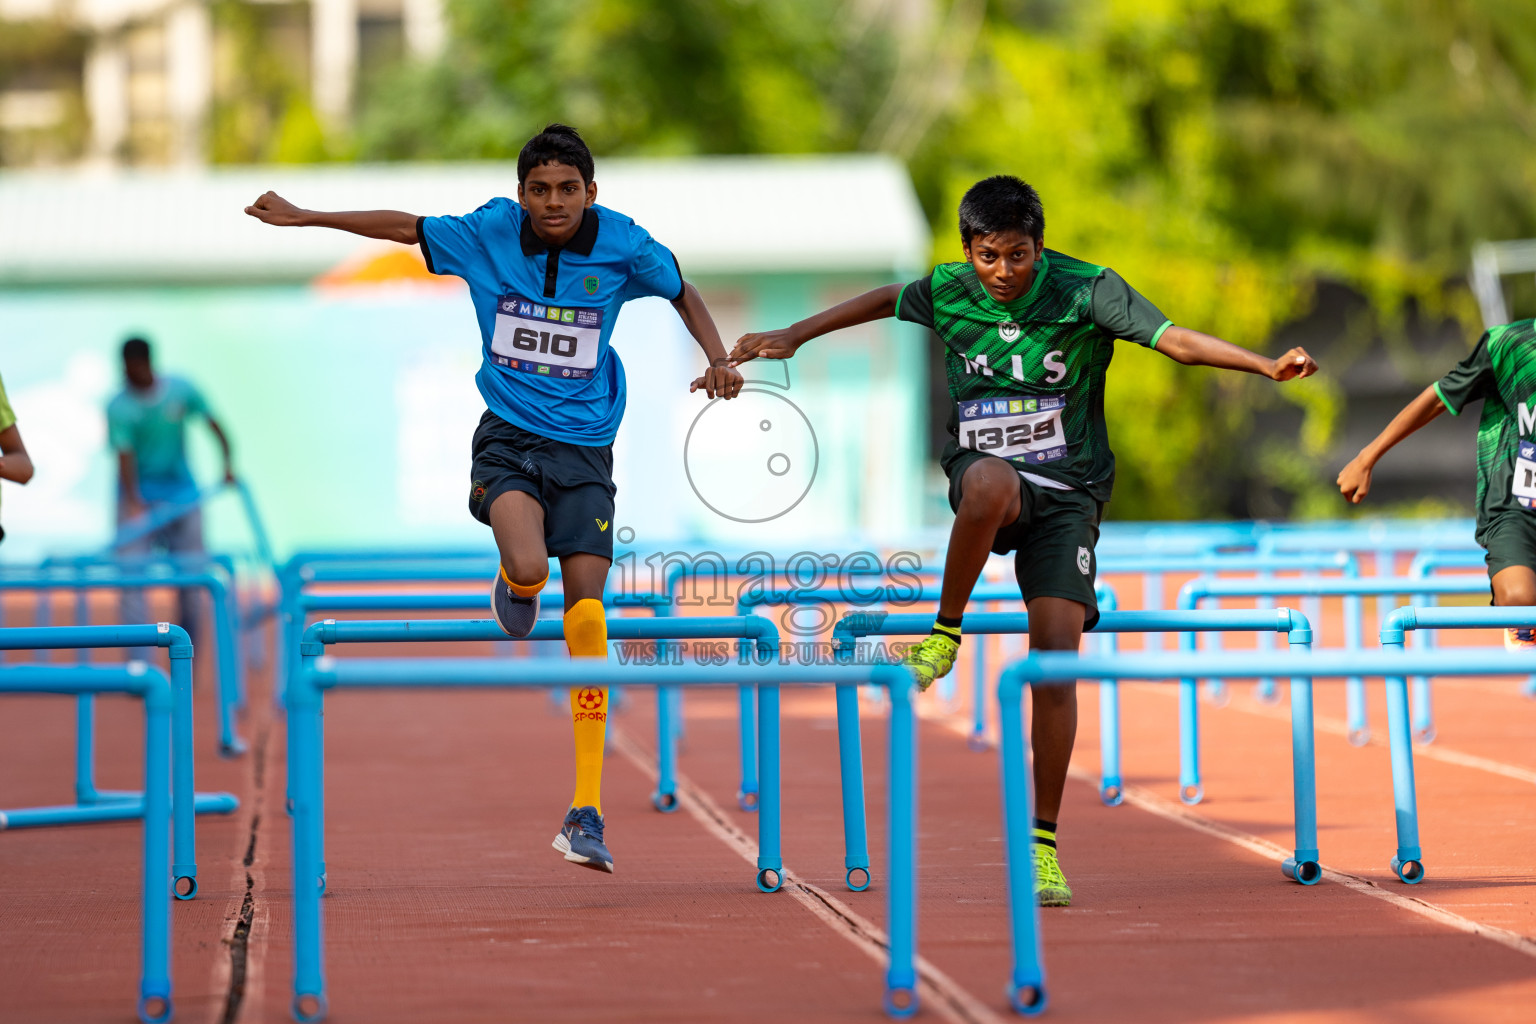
[
  {"x1": 1483, "y1": 512, "x2": 1536, "y2": 584},
  {"x1": 468, "y1": 411, "x2": 617, "y2": 561},
  {"x1": 945, "y1": 447, "x2": 1104, "y2": 630}
]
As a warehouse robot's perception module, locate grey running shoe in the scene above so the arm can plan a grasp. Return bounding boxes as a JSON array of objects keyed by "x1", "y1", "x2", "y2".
[
  {"x1": 552, "y1": 805, "x2": 613, "y2": 873},
  {"x1": 491, "y1": 571, "x2": 539, "y2": 637}
]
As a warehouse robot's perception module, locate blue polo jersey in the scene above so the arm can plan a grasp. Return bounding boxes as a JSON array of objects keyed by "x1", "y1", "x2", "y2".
[{"x1": 418, "y1": 198, "x2": 684, "y2": 446}]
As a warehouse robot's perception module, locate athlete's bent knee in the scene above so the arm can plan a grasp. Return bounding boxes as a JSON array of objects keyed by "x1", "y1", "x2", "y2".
[
  {"x1": 1496, "y1": 583, "x2": 1536, "y2": 607},
  {"x1": 959, "y1": 462, "x2": 1018, "y2": 519}
]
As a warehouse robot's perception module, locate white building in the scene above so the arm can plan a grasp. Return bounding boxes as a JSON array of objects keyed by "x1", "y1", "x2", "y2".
[
  {"x1": 0, "y1": 0, "x2": 444, "y2": 167},
  {"x1": 0, "y1": 155, "x2": 933, "y2": 558}
]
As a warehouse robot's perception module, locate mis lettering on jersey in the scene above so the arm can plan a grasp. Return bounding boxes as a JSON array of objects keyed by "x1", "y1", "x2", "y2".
[{"x1": 492, "y1": 293, "x2": 603, "y2": 379}]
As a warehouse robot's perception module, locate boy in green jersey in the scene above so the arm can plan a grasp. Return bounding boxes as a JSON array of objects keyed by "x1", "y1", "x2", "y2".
[
  {"x1": 730, "y1": 175, "x2": 1316, "y2": 906},
  {"x1": 1340, "y1": 319, "x2": 1536, "y2": 648}
]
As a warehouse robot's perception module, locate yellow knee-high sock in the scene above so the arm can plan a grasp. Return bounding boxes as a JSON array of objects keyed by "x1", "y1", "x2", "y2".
[{"x1": 565, "y1": 598, "x2": 608, "y2": 813}]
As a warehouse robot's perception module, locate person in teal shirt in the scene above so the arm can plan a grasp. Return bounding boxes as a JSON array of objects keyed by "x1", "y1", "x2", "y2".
[
  {"x1": 0, "y1": 371, "x2": 36, "y2": 544},
  {"x1": 106, "y1": 337, "x2": 235, "y2": 640}
]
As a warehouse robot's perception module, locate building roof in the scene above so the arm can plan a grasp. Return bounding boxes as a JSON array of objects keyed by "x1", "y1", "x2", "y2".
[{"x1": 0, "y1": 155, "x2": 930, "y2": 285}]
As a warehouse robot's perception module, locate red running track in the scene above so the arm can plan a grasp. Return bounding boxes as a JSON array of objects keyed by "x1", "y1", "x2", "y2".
[{"x1": 3, "y1": 607, "x2": 1536, "y2": 1022}]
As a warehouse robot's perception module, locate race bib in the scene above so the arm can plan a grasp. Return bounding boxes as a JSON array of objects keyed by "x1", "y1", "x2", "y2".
[
  {"x1": 958, "y1": 396, "x2": 1068, "y2": 464},
  {"x1": 490, "y1": 295, "x2": 603, "y2": 380},
  {"x1": 1514, "y1": 441, "x2": 1536, "y2": 507}
]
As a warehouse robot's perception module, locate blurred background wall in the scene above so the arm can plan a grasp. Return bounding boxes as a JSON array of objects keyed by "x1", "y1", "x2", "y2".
[{"x1": 3, "y1": 0, "x2": 1536, "y2": 558}]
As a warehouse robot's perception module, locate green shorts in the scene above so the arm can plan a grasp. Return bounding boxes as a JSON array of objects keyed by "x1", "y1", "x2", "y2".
[
  {"x1": 944, "y1": 448, "x2": 1104, "y2": 629},
  {"x1": 1482, "y1": 512, "x2": 1536, "y2": 582}
]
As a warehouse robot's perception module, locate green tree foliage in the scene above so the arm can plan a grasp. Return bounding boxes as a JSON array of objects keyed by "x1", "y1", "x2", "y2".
[
  {"x1": 0, "y1": 19, "x2": 89, "y2": 166},
  {"x1": 209, "y1": 0, "x2": 340, "y2": 164},
  {"x1": 345, "y1": 0, "x2": 1536, "y2": 518},
  {"x1": 354, "y1": 0, "x2": 896, "y2": 159}
]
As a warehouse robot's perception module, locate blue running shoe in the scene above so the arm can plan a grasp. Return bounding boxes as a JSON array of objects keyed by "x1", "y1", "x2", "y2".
[
  {"x1": 491, "y1": 570, "x2": 539, "y2": 638},
  {"x1": 553, "y1": 805, "x2": 613, "y2": 873}
]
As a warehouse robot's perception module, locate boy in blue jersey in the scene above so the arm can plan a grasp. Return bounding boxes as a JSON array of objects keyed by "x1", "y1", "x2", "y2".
[
  {"x1": 246, "y1": 125, "x2": 743, "y2": 873},
  {"x1": 109, "y1": 337, "x2": 236, "y2": 645}
]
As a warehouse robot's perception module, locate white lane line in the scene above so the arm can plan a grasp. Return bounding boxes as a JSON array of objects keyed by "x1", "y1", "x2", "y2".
[
  {"x1": 919, "y1": 696, "x2": 1536, "y2": 960},
  {"x1": 1129, "y1": 682, "x2": 1536, "y2": 785},
  {"x1": 608, "y1": 725, "x2": 1007, "y2": 1024},
  {"x1": 1073, "y1": 767, "x2": 1536, "y2": 960}
]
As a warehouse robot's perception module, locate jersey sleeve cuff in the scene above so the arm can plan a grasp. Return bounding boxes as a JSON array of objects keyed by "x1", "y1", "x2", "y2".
[
  {"x1": 1432, "y1": 381, "x2": 1460, "y2": 415},
  {"x1": 670, "y1": 253, "x2": 685, "y2": 302},
  {"x1": 416, "y1": 216, "x2": 437, "y2": 274},
  {"x1": 1148, "y1": 320, "x2": 1173, "y2": 350}
]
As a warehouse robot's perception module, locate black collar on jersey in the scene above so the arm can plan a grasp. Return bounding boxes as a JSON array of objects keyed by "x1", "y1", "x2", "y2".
[
  {"x1": 521, "y1": 208, "x2": 598, "y2": 298},
  {"x1": 519, "y1": 207, "x2": 599, "y2": 257}
]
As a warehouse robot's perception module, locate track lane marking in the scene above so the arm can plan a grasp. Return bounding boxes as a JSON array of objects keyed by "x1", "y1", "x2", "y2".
[
  {"x1": 1067, "y1": 767, "x2": 1536, "y2": 959},
  {"x1": 923, "y1": 689, "x2": 1536, "y2": 960},
  {"x1": 1127, "y1": 682, "x2": 1536, "y2": 787},
  {"x1": 608, "y1": 724, "x2": 1007, "y2": 1024}
]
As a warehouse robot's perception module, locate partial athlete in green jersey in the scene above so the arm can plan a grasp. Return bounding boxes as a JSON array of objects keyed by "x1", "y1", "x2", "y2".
[
  {"x1": 1431, "y1": 320, "x2": 1536, "y2": 536},
  {"x1": 0, "y1": 371, "x2": 36, "y2": 539},
  {"x1": 1343, "y1": 319, "x2": 1536, "y2": 637},
  {"x1": 730, "y1": 174, "x2": 1317, "y2": 909},
  {"x1": 895, "y1": 251, "x2": 1171, "y2": 501}
]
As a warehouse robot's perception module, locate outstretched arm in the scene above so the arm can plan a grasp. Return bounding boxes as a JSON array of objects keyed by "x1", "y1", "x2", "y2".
[
  {"x1": 117, "y1": 450, "x2": 144, "y2": 520},
  {"x1": 244, "y1": 191, "x2": 419, "y2": 244},
  {"x1": 728, "y1": 283, "x2": 903, "y2": 364},
  {"x1": 675, "y1": 282, "x2": 744, "y2": 399},
  {"x1": 205, "y1": 415, "x2": 236, "y2": 484},
  {"x1": 1156, "y1": 326, "x2": 1317, "y2": 381},
  {"x1": 0, "y1": 424, "x2": 33, "y2": 485},
  {"x1": 1337, "y1": 385, "x2": 1445, "y2": 504}
]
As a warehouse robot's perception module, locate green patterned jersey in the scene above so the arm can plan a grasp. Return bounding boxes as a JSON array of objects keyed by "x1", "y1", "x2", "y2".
[
  {"x1": 896, "y1": 250, "x2": 1171, "y2": 500},
  {"x1": 1433, "y1": 319, "x2": 1536, "y2": 538}
]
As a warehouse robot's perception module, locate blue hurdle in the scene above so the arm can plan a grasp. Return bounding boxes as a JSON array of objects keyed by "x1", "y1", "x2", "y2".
[
  {"x1": 106, "y1": 479, "x2": 275, "y2": 570},
  {"x1": 1375, "y1": 604, "x2": 1536, "y2": 879},
  {"x1": 1099, "y1": 550, "x2": 1357, "y2": 704},
  {"x1": 731, "y1": 579, "x2": 1084, "y2": 810},
  {"x1": 996, "y1": 644, "x2": 1534, "y2": 1017},
  {"x1": 1406, "y1": 549, "x2": 1536, "y2": 738},
  {"x1": 834, "y1": 606, "x2": 1319, "y2": 820},
  {"x1": 1176, "y1": 574, "x2": 1501, "y2": 800},
  {"x1": 0, "y1": 571, "x2": 247, "y2": 755},
  {"x1": 0, "y1": 623, "x2": 239, "y2": 898},
  {"x1": 285, "y1": 648, "x2": 919, "y2": 1022},
  {"x1": 0, "y1": 661, "x2": 175, "y2": 1024},
  {"x1": 297, "y1": 614, "x2": 782, "y2": 893}
]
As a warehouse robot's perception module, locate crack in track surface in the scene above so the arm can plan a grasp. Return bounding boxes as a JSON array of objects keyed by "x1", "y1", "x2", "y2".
[
  {"x1": 219, "y1": 726, "x2": 268, "y2": 1024},
  {"x1": 608, "y1": 724, "x2": 1005, "y2": 1024}
]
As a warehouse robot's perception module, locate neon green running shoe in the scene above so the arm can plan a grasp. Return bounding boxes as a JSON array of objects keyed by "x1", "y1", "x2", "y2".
[
  {"x1": 1032, "y1": 844, "x2": 1072, "y2": 907},
  {"x1": 902, "y1": 633, "x2": 959, "y2": 692}
]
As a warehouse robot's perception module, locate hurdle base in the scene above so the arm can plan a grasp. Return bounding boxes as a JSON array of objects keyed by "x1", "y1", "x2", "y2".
[
  {"x1": 1281, "y1": 856, "x2": 1322, "y2": 886},
  {"x1": 1007, "y1": 980, "x2": 1048, "y2": 1016},
  {"x1": 1391, "y1": 854, "x2": 1425, "y2": 884},
  {"x1": 1098, "y1": 778, "x2": 1124, "y2": 807}
]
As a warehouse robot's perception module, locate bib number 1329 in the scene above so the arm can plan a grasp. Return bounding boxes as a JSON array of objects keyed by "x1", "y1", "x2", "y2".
[{"x1": 957, "y1": 396, "x2": 1068, "y2": 465}]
